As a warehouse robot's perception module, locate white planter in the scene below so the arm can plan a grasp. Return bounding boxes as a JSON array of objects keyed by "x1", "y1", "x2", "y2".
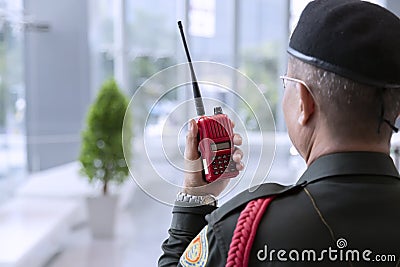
[{"x1": 86, "y1": 195, "x2": 119, "y2": 239}]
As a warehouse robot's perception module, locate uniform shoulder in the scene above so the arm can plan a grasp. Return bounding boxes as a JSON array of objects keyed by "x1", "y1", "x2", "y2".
[{"x1": 207, "y1": 182, "x2": 303, "y2": 224}]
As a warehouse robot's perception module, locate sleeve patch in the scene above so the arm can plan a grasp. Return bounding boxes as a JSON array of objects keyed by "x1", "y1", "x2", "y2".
[{"x1": 180, "y1": 225, "x2": 209, "y2": 267}]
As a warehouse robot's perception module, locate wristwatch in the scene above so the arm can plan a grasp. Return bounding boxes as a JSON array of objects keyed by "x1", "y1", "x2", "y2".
[{"x1": 176, "y1": 192, "x2": 218, "y2": 207}]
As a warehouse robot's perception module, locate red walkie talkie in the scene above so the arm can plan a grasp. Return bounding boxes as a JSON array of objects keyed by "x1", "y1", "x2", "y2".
[{"x1": 178, "y1": 21, "x2": 239, "y2": 183}]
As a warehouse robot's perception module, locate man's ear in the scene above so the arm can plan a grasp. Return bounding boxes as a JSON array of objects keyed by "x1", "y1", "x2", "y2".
[{"x1": 297, "y1": 82, "x2": 315, "y2": 126}]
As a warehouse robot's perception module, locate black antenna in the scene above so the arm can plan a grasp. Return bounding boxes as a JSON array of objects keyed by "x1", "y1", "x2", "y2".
[{"x1": 178, "y1": 21, "x2": 205, "y2": 116}]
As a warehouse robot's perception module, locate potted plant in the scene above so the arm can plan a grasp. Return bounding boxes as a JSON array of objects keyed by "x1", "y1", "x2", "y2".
[{"x1": 79, "y1": 78, "x2": 132, "y2": 239}]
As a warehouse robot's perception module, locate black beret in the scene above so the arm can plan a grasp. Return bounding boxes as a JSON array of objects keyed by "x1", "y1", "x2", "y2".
[{"x1": 289, "y1": 0, "x2": 400, "y2": 89}]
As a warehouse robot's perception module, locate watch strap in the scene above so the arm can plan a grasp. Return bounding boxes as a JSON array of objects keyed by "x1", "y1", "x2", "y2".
[{"x1": 176, "y1": 192, "x2": 218, "y2": 206}]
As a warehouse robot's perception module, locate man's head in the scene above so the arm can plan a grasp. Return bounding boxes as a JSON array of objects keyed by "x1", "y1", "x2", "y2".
[{"x1": 283, "y1": 0, "x2": 400, "y2": 162}]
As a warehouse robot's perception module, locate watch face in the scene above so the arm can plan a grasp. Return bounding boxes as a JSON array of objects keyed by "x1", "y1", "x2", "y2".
[{"x1": 202, "y1": 195, "x2": 217, "y2": 206}]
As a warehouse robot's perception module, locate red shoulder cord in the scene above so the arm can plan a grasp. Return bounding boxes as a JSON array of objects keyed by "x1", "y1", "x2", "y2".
[{"x1": 225, "y1": 196, "x2": 275, "y2": 267}]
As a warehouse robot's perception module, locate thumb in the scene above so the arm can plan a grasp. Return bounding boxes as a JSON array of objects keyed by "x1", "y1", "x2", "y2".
[{"x1": 185, "y1": 119, "x2": 199, "y2": 160}]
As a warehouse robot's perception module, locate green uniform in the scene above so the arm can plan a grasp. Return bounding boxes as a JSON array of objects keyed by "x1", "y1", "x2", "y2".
[{"x1": 159, "y1": 152, "x2": 400, "y2": 266}]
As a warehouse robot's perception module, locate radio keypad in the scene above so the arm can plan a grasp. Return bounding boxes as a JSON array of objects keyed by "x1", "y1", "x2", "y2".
[{"x1": 211, "y1": 154, "x2": 236, "y2": 175}]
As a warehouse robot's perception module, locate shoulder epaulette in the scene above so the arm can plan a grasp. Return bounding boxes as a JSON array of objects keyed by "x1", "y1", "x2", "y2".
[{"x1": 208, "y1": 182, "x2": 305, "y2": 224}]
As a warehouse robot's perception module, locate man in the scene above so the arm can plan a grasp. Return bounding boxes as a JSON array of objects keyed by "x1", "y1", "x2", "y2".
[{"x1": 159, "y1": 0, "x2": 400, "y2": 266}]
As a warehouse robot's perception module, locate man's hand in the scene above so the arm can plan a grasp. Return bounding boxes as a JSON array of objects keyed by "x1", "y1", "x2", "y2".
[{"x1": 183, "y1": 119, "x2": 244, "y2": 196}]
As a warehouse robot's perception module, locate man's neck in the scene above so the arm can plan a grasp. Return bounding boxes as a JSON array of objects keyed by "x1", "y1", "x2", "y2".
[{"x1": 304, "y1": 135, "x2": 390, "y2": 166}]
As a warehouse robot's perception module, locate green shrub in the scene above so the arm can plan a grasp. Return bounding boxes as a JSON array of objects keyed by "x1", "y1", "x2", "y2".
[{"x1": 79, "y1": 79, "x2": 132, "y2": 195}]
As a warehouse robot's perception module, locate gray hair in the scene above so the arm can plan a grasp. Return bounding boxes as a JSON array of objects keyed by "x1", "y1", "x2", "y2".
[{"x1": 288, "y1": 56, "x2": 400, "y2": 141}]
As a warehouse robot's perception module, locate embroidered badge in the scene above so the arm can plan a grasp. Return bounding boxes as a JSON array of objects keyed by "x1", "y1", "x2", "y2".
[{"x1": 180, "y1": 225, "x2": 209, "y2": 267}]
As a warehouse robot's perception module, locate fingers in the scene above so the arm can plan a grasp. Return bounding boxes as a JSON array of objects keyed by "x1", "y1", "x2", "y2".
[
  {"x1": 232, "y1": 147, "x2": 245, "y2": 171},
  {"x1": 185, "y1": 119, "x2": 200, "y2": 161},
  {"x1": 236, "y1": 162, "x2": 245, "y2": 171},
  {"x1": 232, "y1": 131, "x2": 244, "y2": 171},
  {"x1": 233, "y1": 133, "x2": 242, "y2": 146},
  {"x1": 232, "y1": 147, "x2": 243, "y2": 162}
]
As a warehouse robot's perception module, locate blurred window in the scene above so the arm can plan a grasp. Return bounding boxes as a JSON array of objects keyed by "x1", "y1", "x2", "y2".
[
  {"x1": 89, "y1": 0, "x2": 115, "y2": 95},
  {"x1": 0, "y1": 0, "x2": 26, "y2": 202}
]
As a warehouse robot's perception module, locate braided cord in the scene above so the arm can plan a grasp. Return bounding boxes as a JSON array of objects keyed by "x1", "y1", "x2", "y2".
[{"x1": 225, "y1": 196, "x2": 275, "y2": 267}]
